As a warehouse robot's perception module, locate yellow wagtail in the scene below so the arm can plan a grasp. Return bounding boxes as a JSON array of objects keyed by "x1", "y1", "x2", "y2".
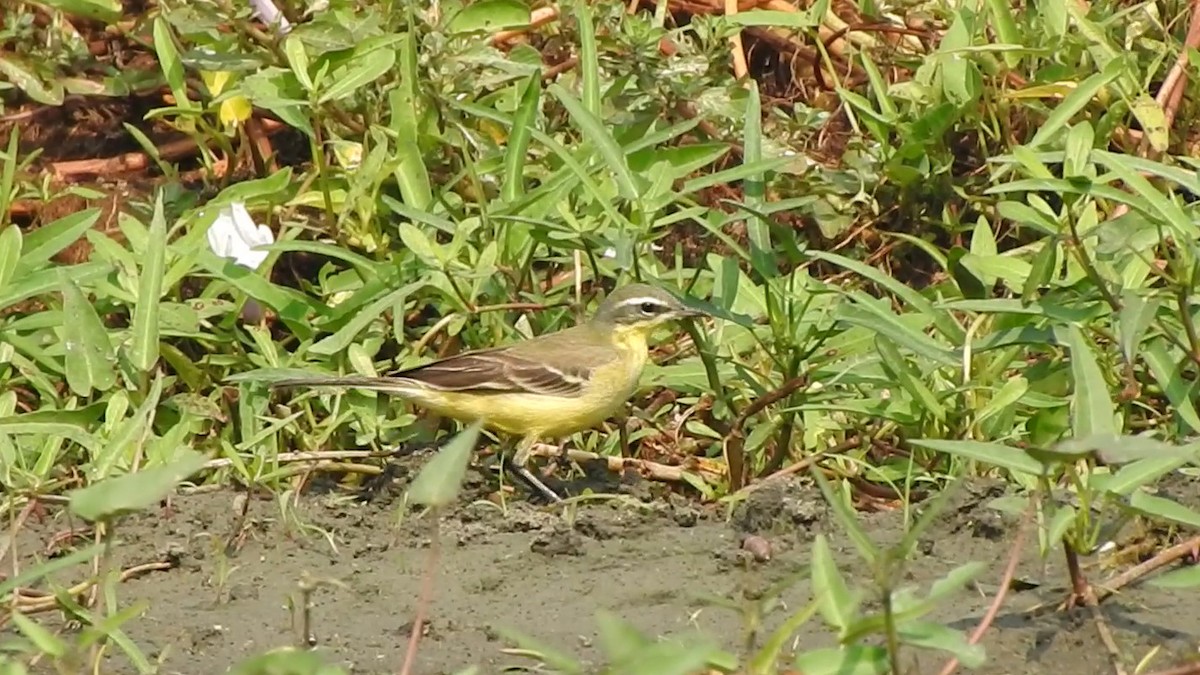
[{"x1": 271, "y1": 283, "x2": 708, "y2": 502}]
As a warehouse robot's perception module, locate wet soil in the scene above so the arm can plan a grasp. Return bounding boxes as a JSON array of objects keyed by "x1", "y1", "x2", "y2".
[{"x1": 9, "y1": 471, "x2": 1200, "y2": 675}]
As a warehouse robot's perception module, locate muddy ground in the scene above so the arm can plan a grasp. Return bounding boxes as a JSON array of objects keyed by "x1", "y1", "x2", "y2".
[{"x1": 9, "y1": 466, "x2": 1200, "y2": 675}]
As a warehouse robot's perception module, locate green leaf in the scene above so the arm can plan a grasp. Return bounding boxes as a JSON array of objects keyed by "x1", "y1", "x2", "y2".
[
  {"x1": 446, "y1": 0, "x2": 530, "y2": 33},
  {"x1": 1067, "y1": 325, "x2": 1117, "y2": 439},
  {"x1": 502, "y1": 72, "x2": 541, "y2": 203},
  {"x1": 910, "y1": 439, "x2": 1046, "y2": 477},
  {"x1": 875, "y1": 335, "x2": 946, "y2": 422},
  {"x1": 129, "y1": 192, "x2": 167, "y2": 373},
  {"x1": 1148, "y1": 566, "x2": 1200, "y2": 589},
  {"x1": 899, "y1": 621, "x2": 985, "y2": 667},
  {"x1": 574, "y1": 0, "x2": 599, "y2": 116},
  {"x1": 310, "y1": 283, "x2": 416, "y2": 356},
  {"x1": 836, "y1": 302, "x2": 959, "y2": 366},
  {"x1": 1144, "y1": 338, "x2": 1200, "y2": 434},
  {"x1": 1028, "y1": 59, "x2": 1123, "y2": 150},
  {"x1": 230, "y1": 647, "x2": 349, "y2": 675},
  {"x1": 1117, "y1": 292, "x2": 1157, "y2": 365},
  {"x1": 1098, "y1": 454, "x2": 1194, "y2": 496},
  {"x1": 1022, "y1": 240, "x2": 1057, "y2": 299},
  {"x1": 60, "y1": 271, "x2": 116, "y2": 396},
  {"x1": 548, "y1": 83, "x2": 639, "y2": 202},
  {"x1": 389, "y1": 39, "x2": 433, "y2": 211},
  {"x1": 10, "y1": 611, "x2": 67, "y2": 657},
  {"x1": 317, "y1": 46, "x2": 397, "y2": 104},
  {"x1": 793, "y1": 646, "x2": 889, "y2": 675},
  {"x1": 748, "y1": 597, "x2": 821, "y2": 673},
  {"x1": 152, "y1": 16, "x2": 191, "y2": 109},
  {"x1": 0, "y1": 56, "x2": 64, "y2": 105},
  {"x1": 725, "y1": 8, "x2": 820, "y2": 27},
  {"x1": 1128, "y1": 492, "x2": 1200, "y2": 528},
  {"x1": 810, "y1": 534, "x2": 855, "y2": 632},
  {"x1": 13, "y1": 208, "x2": 101, "y2": 274},
  {"x1": 91, "y1": 374, "x2": 166, "y2": 481},
  {"x1": 32, "y1": 0, "x2": 121, "y2": 21},
  {"x1": 407, "y1": 422, "x2": 482, "y2": 507},
  {"x1": 0, "y1": 542, "x2": 104, "y2": 601},
  {"x1": 810, "y1": 250, "x2": 965, "y2": 342},
  {"x1": 68, "y1": 449, "x2": 208, "y2": 522},
  {"x1": 0, "y1": 225, "x2": 21, "y2": 292}
]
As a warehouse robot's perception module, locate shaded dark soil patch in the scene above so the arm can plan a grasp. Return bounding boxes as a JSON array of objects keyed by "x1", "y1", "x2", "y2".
[{"x1": 7, "y1": 473, "x2": 1199, "y2": 674}]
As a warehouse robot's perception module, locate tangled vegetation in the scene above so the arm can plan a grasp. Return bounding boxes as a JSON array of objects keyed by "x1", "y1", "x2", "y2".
[{"x1": 2, "y1": 0, "x2": 1200, "y2": 672}]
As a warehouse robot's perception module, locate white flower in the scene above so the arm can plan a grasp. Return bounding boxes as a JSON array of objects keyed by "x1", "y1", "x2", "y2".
[
  {"x1": 602, "y1": 242, "x2": 664, "y2": 259},
  {"x1": 249, "y1": 0, "x2": 292, "y2": 34},
  {"x1": 206, "y1": 202, "x2": 275, "y2": 270}
]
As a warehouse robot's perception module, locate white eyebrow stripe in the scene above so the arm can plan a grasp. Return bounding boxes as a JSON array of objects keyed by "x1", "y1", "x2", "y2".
[{"x1": 615, "y1": 296, "x2": 672, "y2": 308}]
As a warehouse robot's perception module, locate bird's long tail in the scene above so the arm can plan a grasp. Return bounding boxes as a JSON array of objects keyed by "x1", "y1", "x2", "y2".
[{"x1": 271, "y1": 375, "x2": 422, "y2": 395}]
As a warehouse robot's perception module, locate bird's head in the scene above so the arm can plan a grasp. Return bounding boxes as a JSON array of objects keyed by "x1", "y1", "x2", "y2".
[{"x1": 590, "y1": 283, "x2": 707, "y2": 335}]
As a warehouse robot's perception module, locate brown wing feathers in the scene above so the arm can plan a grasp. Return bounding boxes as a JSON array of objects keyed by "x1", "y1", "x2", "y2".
[{"x1": 271, "y1": 347, "x2": 593, "y2": 398}]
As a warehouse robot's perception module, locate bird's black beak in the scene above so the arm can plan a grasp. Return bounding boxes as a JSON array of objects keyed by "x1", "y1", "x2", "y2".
[{"x1": 674, "y1": 306, "x2": 709, "y2": 320}]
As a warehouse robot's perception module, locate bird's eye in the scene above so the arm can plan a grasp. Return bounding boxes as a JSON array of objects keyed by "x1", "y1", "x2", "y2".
[{"x1": 640, "y1": 302, "x2": 658, "y2": 314}]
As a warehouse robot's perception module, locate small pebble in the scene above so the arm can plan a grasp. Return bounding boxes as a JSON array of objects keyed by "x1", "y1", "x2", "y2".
[{"x1": 740, "y1": 534, "x2": 772, "y2": 562}]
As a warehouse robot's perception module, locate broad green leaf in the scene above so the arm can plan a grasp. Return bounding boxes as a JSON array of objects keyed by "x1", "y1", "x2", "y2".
[
  {"x1": 69, "y1": 449, "x2": 208, "y2": 522},
  {"x1": 0, "y1": 542, "x2": 103, "y2": 600},
  {"x1": 984, "y1": 0, "x2": 1020, "y2": 68},
  {"x1": 793, "y1": 646, "x2": 889, "y2": 674},
  {"x1": 60, "y1": 272, "x2": 116, "y2": 396},
  {"x1": 13, "y1": 207, "x2": 101, "y2": 274},
  {"x1": 900, "y1": 621, "x2": 985, "y2": 667},
  {"x1": 1028, "y1": 59, "x2": 1123, "y2": 150},
  {"x1": 836, "y1": 302, "x2": 959, "y2": 366},
  {"x1": 310, "y1": 282, "x2": 417, "y2": 356},
  {"x1": 152, "y1": 17, "x2": 191, "y2": 109},
  {"x1": 195, "y1": 251, "x2": 325, "y2": 339},
  {"x1": 810, "y1": 534, "x2": 854, "y2": 632},
  {"x1": 1046, "y1": 503, "x2": 1076, "y2": 544},
  {"x1": 749, "y1": 598, "x2": 821, "y2": 673},
  {"x1": 574, "y1": 0, "x2": 599, "y2": 116},
  {"x1": 725, "y1": 9, "x2": 820, "y2": 27},
  {"x1": 407, "y1": 422, "x2": 482, "y2": 507},
  {"x1": 10, "y1": 611, "x2": 67, "y2": 657},
  {"x1": 67, "y1": 451, "x2": 206, "y2": 521},
  {"x1": 502, "y1": 72, "x2": 541, "y2": 203},
  {"x1": 1148, "y1": 566, "x2": 1200, "y2": 589},
  {"x1": 92, "y1": 374, "x2": 166, "y2": 481},
  {"x1": 1022, "y1": 240, "x2": 1057, "y2": 299},
  {"x1": 910, "y1": 439, "x2": 1046, "y2": 476},
  {"x1": 1144, "y1": 338, "x2": 1200, "y2": 434},
  {"x1": 1096, "y1": 454, "x2": 1194, "y2": 496},
  {"x1": 1128, "y1": 492, "x2": 1200, "y2": 528},
  {"x1": 33, "y1": 0, "x2": 121, "y2": 21},
  {"x1": 0, "y1": 225, "x2": 20, "y2": 291},
  {"x1": 1067, "y1": 325, "x2": 1117, "y2": 439},
  {"x1": 0, "y1": 56, "x2": 64, "y2": 105},
  {"x1": 282, "y1": 34, "x2": 313, "y2": 91},
  {"x1": 230, "y1": 647, "x2": 349, "y2": 675},
  {"x1": 811, "y1": 250, "x2": 965, "y2": 342},
  {"x1": 595, "y1": 610, "x2": 650, "y2": 662},
  {"x1": 129, "y1": 192, "x2": 166, "y2": 372},
  {"x1": 389, "y1": 38, "x2": 433, "y2": 211},
  {"x1": 446, "y1": 0, "x2": 531, "y2": 33},
  {"x1": 548, "y1": 83, "x2": 638, "y2": 202},
  {"x1": 317, "y1": 46, "x2": 396, "y2": 104},
  {"x1": 875, "y1": 335, "x2": 946, "y2": 422}
]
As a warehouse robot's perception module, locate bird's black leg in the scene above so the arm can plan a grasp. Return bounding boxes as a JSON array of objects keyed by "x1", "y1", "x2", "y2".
[{"x1": 507, "y1": 438, "x2": 564, "y2": 503}]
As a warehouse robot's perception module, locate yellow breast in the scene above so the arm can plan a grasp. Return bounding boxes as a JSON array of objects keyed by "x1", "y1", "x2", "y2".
[{"x1": 404, "y1": 328, "x2": 649, "y2": 440}]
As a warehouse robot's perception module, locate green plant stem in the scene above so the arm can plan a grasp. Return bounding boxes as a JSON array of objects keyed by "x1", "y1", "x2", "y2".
[{"x1": 1065, "y1": 214, "x2": 1121, "y2": 313}]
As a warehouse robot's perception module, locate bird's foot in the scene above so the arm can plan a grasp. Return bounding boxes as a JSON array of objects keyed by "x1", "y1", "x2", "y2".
[{"x1": 503, "y1": 462, "x2": 564, "y2": 504}]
